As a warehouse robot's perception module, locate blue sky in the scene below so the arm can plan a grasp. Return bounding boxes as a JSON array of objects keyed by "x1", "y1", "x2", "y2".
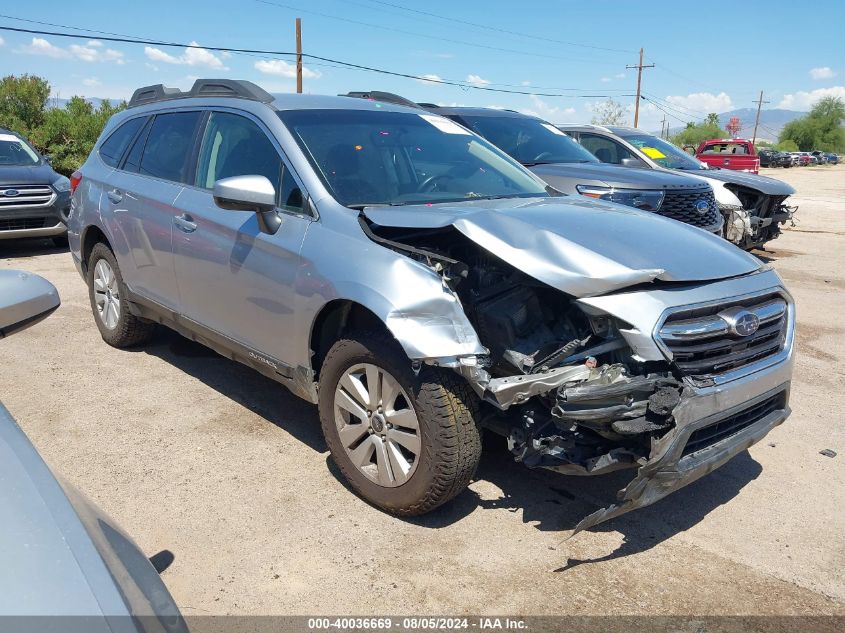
[{"x1": 1, "y1": 0, "x2": 843, "y2": 131}]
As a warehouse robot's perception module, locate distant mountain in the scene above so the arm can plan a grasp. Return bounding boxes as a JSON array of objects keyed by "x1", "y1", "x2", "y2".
[{"x1": 666, "y1": 108, "x2": 807, "y2": 142}]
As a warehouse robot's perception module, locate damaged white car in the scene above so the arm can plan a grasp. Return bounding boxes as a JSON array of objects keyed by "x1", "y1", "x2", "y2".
[{"x1": 70, "y1": 81, "x2": 795, "y2": 532}]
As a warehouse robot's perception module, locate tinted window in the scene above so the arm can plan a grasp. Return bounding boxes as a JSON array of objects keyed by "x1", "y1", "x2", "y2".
[
  {"x1": 278, "y1": 166, "x2": 304, "y2": 213},
  {"x1": 139, "y1": 111, "x2": 202, "y2": 183},
  {"x1": 195, "y1": 112, "x2": 282, "y2": 189},
  {"x1": 122, "y1": 117, "x2": 153, "y2": 173},
  {"x1": 455, "y1": 115, "x2": 598, "y2": 166},
  {"x1": 99, "y1": 117, "x2": 146, "y2": 167},
  {"x1": 579, "y1": 133, "x2": 638, "y2": 165}
]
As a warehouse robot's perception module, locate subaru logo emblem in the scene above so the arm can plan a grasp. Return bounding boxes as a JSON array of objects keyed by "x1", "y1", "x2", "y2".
[
  {"x1": 694, "y1": 199, "x2": 709, "y2": 215},
  {"x1": 3, "y1": 189, "x2": 20, "y2": 197},
  {"x1": 718, "y1": 307, "x2": 760, "y2": 337}
]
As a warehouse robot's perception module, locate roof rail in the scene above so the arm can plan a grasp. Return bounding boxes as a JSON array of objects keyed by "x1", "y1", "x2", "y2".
[
  {"x1": 128, "y1": 79, "x2": 274, "y2": 108},
  {"x1": 340, "y1": 91, "x2": 424, "y2": 109}
]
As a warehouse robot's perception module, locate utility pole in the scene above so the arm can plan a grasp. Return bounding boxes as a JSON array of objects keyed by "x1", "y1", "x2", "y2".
[
  {"x1": 296, "y1": 17, "x2": 303, "y2": 94},
  {"x1": 751, "y1": 90, "x2": 769, "y2": 145},
  {"x1": 660, "y1": 115, "x2": 667, "y2": 139},
  {"x1": 627, "y1": 48, "x2": 654, "y2": 128}
]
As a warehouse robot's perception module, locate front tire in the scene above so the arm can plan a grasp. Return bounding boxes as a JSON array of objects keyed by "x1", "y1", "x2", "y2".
[
  {"x1": 87, "y1": 242, "x2": 155, "y2": 348},
  {"x1": 318, "y1": 332, "x2": 482, "y2": 516}
]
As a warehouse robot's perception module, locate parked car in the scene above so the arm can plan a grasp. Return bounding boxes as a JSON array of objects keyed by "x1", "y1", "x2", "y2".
[
  {"x1": 0, "y1": 127, "x2": 72, "y2": 245},
  {"x1": 788, "y1": 152, "x2": 801, "y2": 166},
  {"x1": 825, "y1": 153, "x2": 840, "y2": 165},
  {"x1": 696, "y1": 139, "x2": 760, "y2": 174},
  {"x1": 69, "y1": 79, "x2": 795, "y2": 533},
  {"x1": 775, "y1": 151, "x2": 794, "y2": 167},
  {"x1": 797, "y1": 152, "x2": 813, "y2": 166},
  {"x1": 811, "y1": 151, "x2": 828, "y2": 165},
  {"x1": 0, "y1": 269, "x2": 186, "y2": 628},
  {"x1": 557, "y1": 124, "x2": 797, "y2": 250},
  {"x1": 759, "y1": 149, "x2": 777, "y2": 168}
]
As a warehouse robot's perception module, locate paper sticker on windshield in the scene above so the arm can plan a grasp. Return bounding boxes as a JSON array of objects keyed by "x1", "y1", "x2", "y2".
[
  {"x1": 642, "y1": 146, "x2": 667, "y2": 159},
  {"x1": 541, "y1": 123, "x2": 566, "y2": 136},
  {"x1": 419, "y1": 114, "x2": 470, "y2": 135}
]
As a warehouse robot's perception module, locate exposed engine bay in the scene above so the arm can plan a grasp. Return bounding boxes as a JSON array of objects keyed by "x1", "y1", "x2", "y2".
[
  {"x1": 362, "y1": 216, "x2": 687, "y2": 488},
  {"x1": 723, "y1": 185, "x2": 797, "y2": 250}
]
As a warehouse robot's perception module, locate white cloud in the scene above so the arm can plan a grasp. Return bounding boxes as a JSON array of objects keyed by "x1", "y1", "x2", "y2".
[
  {"x1": 254, "y1": 59, "x2": 321, "y2": 79},
  {"x1": 466, "y1": 74, "x2": 490, "y2": 87},
  {"x1": 777, "y1": 86, "x2": 845, "y2": 110},
  {"x1": 665, "y1": 91, "x2": 733, "y2": 113},
  {"x1": 17, "y1": 37, "x2": 124, "y2": 64},
  {"x1": 520, "y1": 80, "x2": 531, "y2": 87},
  {"x1": 809, "y1": 66, "x2": 835, "y2": 80},
  {"x1": 0, "y1": 37, "x2": 5, "y2": 47},
  {"x1": 82, "y1": 77, "x2": 101, "y2": 88},
  {"x1": 601, "y1": 73, "x2": 626, "y2": 83},
  {"x1": 18, "y1": 37, "x2": 69, "y2": 59},
  {"x1": 615, "y1": 72, "x2": 626, "y2": 79},
  {"x1": 600, "y1": 77, "x2": 611, "y2": 83},
  {"x1": 415, "y1": 74, "x2": 443, "y2": 86},
  {"x1": 520, "y1": 95, "x2": 576, "y2": 121},
  {"x1": 144, "y1": 42, "x2": 227, "y2": 69}
]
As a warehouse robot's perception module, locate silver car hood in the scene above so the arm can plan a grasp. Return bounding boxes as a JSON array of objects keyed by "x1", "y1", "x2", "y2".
[
  {"x1": 363, "y1": 197, "x2": 761, "y2": 297},
  {"x1": 692, "y1": 168, "x2": 796, "y2": 195}
]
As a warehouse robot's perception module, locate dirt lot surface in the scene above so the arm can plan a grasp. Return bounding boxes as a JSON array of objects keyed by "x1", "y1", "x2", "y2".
[{"x1": 1, "y1": 165, "x2": 844, "y2": 618}]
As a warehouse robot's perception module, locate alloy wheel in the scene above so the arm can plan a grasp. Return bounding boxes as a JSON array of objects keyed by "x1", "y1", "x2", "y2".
[
  {"x1": 93, "y1": 259, "x2": 120, "y2": 330},
  {"x1": 333, "y1": 363, "x2": 421, "y2": 487}
]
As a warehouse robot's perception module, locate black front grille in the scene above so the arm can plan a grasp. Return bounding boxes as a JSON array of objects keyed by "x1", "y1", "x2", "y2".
[
  {"x1": 659, "y1": 188, "x2": 721, "y2": 228},
  {"x1": 659, "y1": 293, "x2": 789, "y2": 376},
  {"x1": 0, "y1": 217, "x2": 49, "y2": 231},
  {"x1": 683, "y1": 392, "x2": 786, "y2": 456}
]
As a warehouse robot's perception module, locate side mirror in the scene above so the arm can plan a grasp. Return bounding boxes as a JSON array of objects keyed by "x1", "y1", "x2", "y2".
[
  {"x1": 620, "y1": 157, "x2": 641, "y2": 168},
  {"x1": 213, "y1": 175, "x2": 281, "y2": 234},
  {"x1": 0, "y1": 270, "x2": 60, "y2": 339}
]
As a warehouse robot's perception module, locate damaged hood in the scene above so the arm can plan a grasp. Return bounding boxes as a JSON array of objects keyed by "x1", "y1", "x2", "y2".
[
  {"x1": 528, "y1": 161, "x2": 708, "y2": 190},
  {"x1": 363, "y1": 197, "x2": 762, "y2": 297},
  {"x1": 692, "y1": 168, "x2": 796, "y2": 195}
]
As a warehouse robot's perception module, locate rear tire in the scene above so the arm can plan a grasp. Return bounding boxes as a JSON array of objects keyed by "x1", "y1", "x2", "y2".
[
  {"x1": 87, "y1": 242, "x2": 155, "y2": 348},
  {"x1": 318, "y1": 331, "x2": 482, "y2": 516}
]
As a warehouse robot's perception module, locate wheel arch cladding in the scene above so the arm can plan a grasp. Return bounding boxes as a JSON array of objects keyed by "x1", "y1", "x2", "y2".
[{"x1": 81, "y1": 225, "x2": 112, "y2": 274}]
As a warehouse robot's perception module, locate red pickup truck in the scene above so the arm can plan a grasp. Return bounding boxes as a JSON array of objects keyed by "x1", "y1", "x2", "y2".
[{"x1": 695, "y1": 139, "x2": 760, "y2": 174}]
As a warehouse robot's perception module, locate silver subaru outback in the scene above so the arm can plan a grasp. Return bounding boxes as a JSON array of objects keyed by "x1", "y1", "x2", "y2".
[{"x1": 67, "y1": 79, "x2": 794, "y2": 531}]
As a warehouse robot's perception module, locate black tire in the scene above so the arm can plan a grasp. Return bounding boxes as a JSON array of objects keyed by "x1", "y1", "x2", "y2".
[
  {"x1": 87, "y1": 242, "x2": 155, "y2": 347},
  {"x1": 318, "y1": 331, "x2": 482, "y2": 516}
]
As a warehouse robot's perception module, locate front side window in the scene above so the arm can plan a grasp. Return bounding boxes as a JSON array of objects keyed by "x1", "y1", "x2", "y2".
[
  {"x1": 99, "y1": 117, "x2": 146, "y2": 168},
  {"x1": 195, "y1": 111, "x2": 303, "y2": 212},
  {"x1": 621, "y1": 133, "x2": 706, "y2": 170},
  {"x1": 578, "y1": 133, "x2": 638, "y2": 165},
  {"x1": 455, "y1": 115, "x2": 598, "y2": 166},
  {"x1": 139, "y1": 111, "x2": 202, "y2": 183},
  {"x1": 0, "y1": 133, "x2": 41, "y2": 166},
  {"x1": 278, "y1": 109, "x2": 549, "y2": 208}
]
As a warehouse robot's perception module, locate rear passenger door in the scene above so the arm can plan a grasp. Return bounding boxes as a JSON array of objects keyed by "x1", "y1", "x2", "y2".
[
  {"x1": 171, "y1": 109, "x2": 312, "y2": 368},
  {"x1": 104, "y1": 110, "x2": 203, "y2": 308}
]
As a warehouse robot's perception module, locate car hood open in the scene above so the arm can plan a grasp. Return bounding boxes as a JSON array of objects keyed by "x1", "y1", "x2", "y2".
[
  {"x1": 362, "y1": 197, "x2": 762, "y2": 297},
  {"x1": 694, "y1": 168, "x2": 795, "y2": 195}
]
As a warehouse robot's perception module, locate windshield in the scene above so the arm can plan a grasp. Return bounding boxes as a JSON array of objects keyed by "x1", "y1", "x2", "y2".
[
  {"x1": 278, "y1": 109, "x2": 549, "y2": 207},
  {"x1": 622, "y1": 133, "x2": 706, "y2": 170},
  {"x1": 0, "y1": 133, "x2": 41, "y2": 166},
  {"x1": 453, "y1": 115, "x2": 599, "y2": 166}
]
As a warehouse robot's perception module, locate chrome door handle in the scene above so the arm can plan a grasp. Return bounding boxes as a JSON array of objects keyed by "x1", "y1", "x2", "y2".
[
  {"x1": 174, "y1": 214, "x2": 197, "y2": 233},
  {"x1": 106, "y1": 189, "x2": 123, "y2": 204}
]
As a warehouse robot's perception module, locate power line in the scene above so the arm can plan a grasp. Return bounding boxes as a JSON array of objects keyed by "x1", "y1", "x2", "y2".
[
  {"x1": 345, "y1": 0, "x2": 637, "y2": 55},
  {"x1": 0, "y1": 23, "x2": 635, "y2": 99},
  {"x1": 253, "y1": 0, "x2": 620, "y2": 66}
]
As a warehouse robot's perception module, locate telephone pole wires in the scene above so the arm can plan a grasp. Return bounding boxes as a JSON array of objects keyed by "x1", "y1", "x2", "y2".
[{"x1": 627, "y1": 48, "x2": 654, "y2": 128}]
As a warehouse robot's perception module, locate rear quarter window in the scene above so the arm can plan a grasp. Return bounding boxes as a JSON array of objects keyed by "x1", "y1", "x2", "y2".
[
  {"x1": 99, "y1": 117, "x2": 146, "y2": 167},
  {"x1": 139, "y1": 111, "x2": 203, "y2": 183}
]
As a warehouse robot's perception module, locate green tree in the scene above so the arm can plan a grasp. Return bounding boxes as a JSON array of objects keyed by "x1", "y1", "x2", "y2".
[
  {"x1": 591, "y1": 99, "x2": 627, "y2": 125},
  {"x1": 30, "y1": 97, "x2": 126, "y2": 175},
  {"x1": 779, "y1": 96, "x2": 845, "y2": 152},
  {"x1": 775, "y1": 139, "x2": 799, "y2": 152},
  {"x1": 670, "y1": 115, "x2": 728, "y2": 148},
  {"x1": 0, "y1": 74, "x2": 51, "y2": 134}
]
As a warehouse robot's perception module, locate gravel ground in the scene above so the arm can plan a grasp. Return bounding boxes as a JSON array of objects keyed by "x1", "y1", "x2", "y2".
[{"x1": 1, "y1": 164, "x2": 843, "y2": 617}]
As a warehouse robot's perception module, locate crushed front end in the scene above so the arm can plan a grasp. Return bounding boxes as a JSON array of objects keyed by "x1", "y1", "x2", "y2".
[{"x1": 450, "y1": 267, "x2": 795, "y2": 533}]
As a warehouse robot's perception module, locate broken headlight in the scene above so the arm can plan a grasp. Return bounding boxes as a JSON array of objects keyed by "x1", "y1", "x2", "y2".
[{"x1": 576, "y1": 185, "x2": 665, "y2": 212}]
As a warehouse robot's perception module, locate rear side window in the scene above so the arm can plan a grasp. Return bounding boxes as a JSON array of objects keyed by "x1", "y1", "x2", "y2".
[
  {"x1": 139, "y1": 111, "x2": 202, "y2": 183},
  {"x1": 99, "y1": 117, "x2": 146, "y2": 167},
  {"x1": 123, "y1": 117, "x2": 153, "y2": 173},
  {"x1": 578, "y1": 133, "x2": 637, "y2": 165}
]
